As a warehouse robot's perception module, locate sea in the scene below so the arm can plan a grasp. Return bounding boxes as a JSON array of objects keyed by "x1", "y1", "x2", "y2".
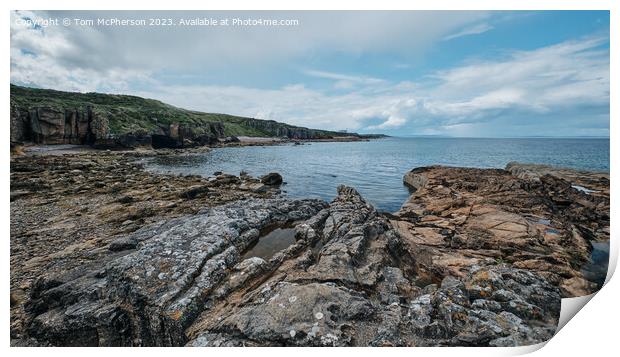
[{"x1": 144, "y1": 137, "x2": 609, "y2": 213}]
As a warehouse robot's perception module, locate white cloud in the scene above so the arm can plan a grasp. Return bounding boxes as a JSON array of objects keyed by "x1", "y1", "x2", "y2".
[
  {"x1": 10, "y1": 11, "x2": 609, "y2": 137},
  {"x1": 129, "y1": 36, "x2": 608, "y2": 135},
  {"x1": 426, "y1": 36, "x2": 609, "y2": 121},
  {"x1": 141, "y1": 36, "x2": 607, "y2": 135},
  {"x1": 425, "y1": 88, "x2": 526, "y2": 120},
  {"x1": 303, "y1": 69, "x2": 385, "y2": 84},
  {"x1": 11, "y1": 10, "x2": 490, "y2": 75},
  {"x1": 443, "y1": 23, "x2": 494, "y2": 41},
  {"x1": 10, "y1": 10, "x2": 153, "y2": 92}
]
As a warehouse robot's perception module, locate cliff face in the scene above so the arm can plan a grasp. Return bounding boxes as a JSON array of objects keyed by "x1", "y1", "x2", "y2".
[
  {"x1": 10, "y1": 106, "x2": 107, "y2": 145},
  {"x1": 239, "y1": 118, "x2": 341, "y2": 139},
  {"x1": 9, "y1": 105, "x2": 230, "y2": 149},
  {"x1": 10, "y1": 85, "x2": 367, "y2": 148},
  {"x1": 149, "y1": 122, "x2": 225, "y2": 149},
  {"x1": 8, "y1": 97, "x2": 227, "y2": 150}
]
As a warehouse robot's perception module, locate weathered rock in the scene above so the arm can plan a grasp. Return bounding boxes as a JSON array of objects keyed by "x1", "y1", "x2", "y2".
[
  {"x1": 195, "y1": 282, "x2": 375, "y2": 346},
  {"x1": 10, "y1": 104, "x2": 225, "y2": 150},
  {"x1": 94, "y1": 132, "x2": 152, "y2": 149},
  {"x1": 261, "y1": 172, "x2": 283, "y2": 186},
  {"x1": 505, "y1": 162, "x2": 609, "y2": 198},
  {"x1": 182, "y1": 186, "x2": 560, "y2": 347},
  {"x1": 238, "y1": 182, "x2": 268, "y2": 193},
  {"x1": 10, "y1": 104, "x2": 31, "y2": 144},
  {"x1": 13, "y1": 107, "x2": 94, "y2": 145},
  {"x1": 395, "y1": 164, "x2": 609, "y2": 297},
  {"x1": 179, "y1": 185, "x2": 210, "y2": 199},
  {"x1": 407, "y1": 265, "x2": 559, "y2": 346},
  {"x1": 10, "y1": 150, "x2": 278, "y2": 342},
  {"x1": 151, "y1": 123, "x2": 225, "y2": 149},
  {"x1": 108, "y1": 236, "x2": 138, "y2": 252},
  {"x1": 14, "y1": 157, "x2": 582, "y2": 347},
  {"x1": 403, "y1": 168, "x2": 428, "y2": 191},
  {"x1": 17, "y1": 184, "x2": 559, "y2": 347},
  {"x1": 211, "y1": 174, "x2": 241, "y2": 186},
  {"x1": 22, "y1": 197, "x2": 327, "y2": 346}
]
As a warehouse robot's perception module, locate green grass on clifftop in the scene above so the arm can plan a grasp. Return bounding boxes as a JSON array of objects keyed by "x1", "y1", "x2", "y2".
[{"x1": 10, "y1": 84, "x2": 349, "y2": 138}]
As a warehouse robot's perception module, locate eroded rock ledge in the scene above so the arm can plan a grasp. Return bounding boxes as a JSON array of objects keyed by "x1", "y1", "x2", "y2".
[
  {"x1": 20, "y1": 185, "x2": 562, "y2": 347},
  {"x1": 397, "y1": 163, "x2": 609, "y2": 297}
]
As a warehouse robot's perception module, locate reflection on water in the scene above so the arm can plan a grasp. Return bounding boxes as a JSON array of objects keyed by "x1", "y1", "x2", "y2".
[
  {"x1": 243, "y1": 227, "x2": 297, "y2": 261},
  {"x1": 144, "y1": 137, "x2": 609, "y2": 212},
  {"x1": 581, "y1": 241, "x2": 610, "y2": 289}
]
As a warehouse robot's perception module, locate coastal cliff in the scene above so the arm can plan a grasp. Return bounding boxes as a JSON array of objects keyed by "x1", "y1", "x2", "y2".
[
  {"x1": 10, "y1": 151, "x2": 609, "y2": 347},
  {"x1": 10, "y1": 85, "x2": 377, "y2": 149}
]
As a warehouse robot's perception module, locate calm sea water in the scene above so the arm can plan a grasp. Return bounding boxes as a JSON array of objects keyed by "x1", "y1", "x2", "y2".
[{"x1": 145, "y1": 137, "x2": 609, "y2": 212}]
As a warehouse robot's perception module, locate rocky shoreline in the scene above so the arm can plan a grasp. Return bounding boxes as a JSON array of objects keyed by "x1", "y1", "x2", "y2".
[{"x1": 10, "y1": 148, "x2": 609, "y2": 347}]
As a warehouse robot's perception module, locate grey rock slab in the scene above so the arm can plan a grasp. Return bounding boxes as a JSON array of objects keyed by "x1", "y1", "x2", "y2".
[{"x1": 24, "y1": 197, "x2": 327, "y2": 346}]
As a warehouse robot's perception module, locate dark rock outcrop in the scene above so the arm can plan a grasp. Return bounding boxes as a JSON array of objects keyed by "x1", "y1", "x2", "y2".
[
  {"x1": 94, "y1": 132, "x2": 152, "y2": 149},
  {"x1": 151, "y1": 122, "x2": 225, "y2": 149},
  {"x1": 10, "y1": 105, "x2": 226, "y2": 150},
  {"x1": 505, "y1": 161, "x2": 610, "y2": 198},
  {"x1": 20, "y1": 186, "x2": 560, "y2": 347},
  {"x1": 10, "y1": 106, "x2": 103, "y2": 145},
  {"x1": 260, "y1": 172, "x2": 283, "y2": 186},
  {"x1": 239, "y1": 118, "x2": 338, "y2": 139}
]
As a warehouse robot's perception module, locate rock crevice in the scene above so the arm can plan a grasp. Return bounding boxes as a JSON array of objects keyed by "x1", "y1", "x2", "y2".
[{"x1": 21, "y1": 184, "x2": 564, "y2": 347}]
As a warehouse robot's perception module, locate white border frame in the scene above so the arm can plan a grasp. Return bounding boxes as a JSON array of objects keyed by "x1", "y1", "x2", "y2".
[{"x1": 3, "y1": 2, "x2": 616, "y2": 356}]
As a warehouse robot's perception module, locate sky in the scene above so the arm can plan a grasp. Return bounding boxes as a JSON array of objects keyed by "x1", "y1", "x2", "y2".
[{"x1": 10, "y1": 10, "x2": 610, "y2": 137}]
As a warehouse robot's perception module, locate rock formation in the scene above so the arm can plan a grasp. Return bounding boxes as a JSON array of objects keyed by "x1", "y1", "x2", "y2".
[
  {"x1": 239, "y1": 118, "x2": 335, "y2": 139},
  {"x1": 149, "y1": 122, "x2": 225, "y2": 149},
  {"x1": 394, "y1": 163, "x2": 609, "y2": 297},
  {"x1": 260, "y1": 172, "x2": 284, "y2": 186},
  {"x1": 18, "y1": 186, "x2": 561, "y2": 347},
  {"x1": 9, "y1": 105, "x2": 227, "y2": 149},
  {"x1": 12, "y1": 151, "x2": 610, "y2": 347},
  {"x1": 10, "y1": 106, "x2": 102, "y2": 145}
]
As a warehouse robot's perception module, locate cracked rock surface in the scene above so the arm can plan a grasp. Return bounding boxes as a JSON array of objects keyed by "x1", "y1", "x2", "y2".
[
  {"x1": 9, "y1": 149, "x2": 280, "y2": 339},
  {"x1": 395, "y1": 163, "x2": 609, "y2": 297},
  {"x1": 19, "y1": 185, "x2": 562, "y2": 347}
]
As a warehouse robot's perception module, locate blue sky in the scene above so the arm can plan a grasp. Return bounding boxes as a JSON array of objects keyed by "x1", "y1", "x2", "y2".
[{"x1": 10, "y1": 10, "x2": 610, "y2": 137}]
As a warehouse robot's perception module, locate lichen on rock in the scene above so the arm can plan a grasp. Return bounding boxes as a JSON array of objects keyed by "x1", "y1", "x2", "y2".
[{"x1": 19, "y1": 184, "x2": 564, "y2": 347}]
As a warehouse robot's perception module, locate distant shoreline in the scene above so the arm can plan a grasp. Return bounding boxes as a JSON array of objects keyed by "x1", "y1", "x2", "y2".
[
  {"x1": 11, "y1": 134, "x2": 389, "y2": 155},
  {"x1": 387, "y1": 135, "x2": 610, "y2": 139}
]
